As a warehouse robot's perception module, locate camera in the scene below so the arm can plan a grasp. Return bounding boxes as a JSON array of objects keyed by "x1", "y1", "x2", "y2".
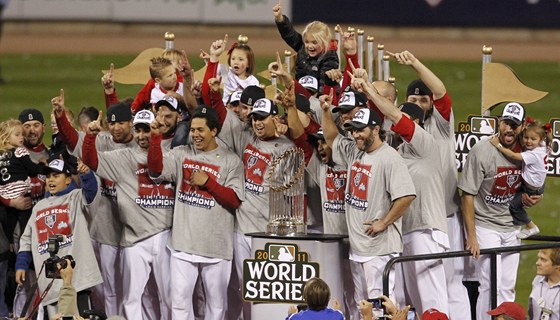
[
  {"x1": 296, "y1": 304, "x2": 308, "y2": 312},
  {"x1": 44, "y1": 235, "x2": 76, "y2": 279},
  {"x1": 367, "y1": 298, "x2": 385, "y2": 316}
]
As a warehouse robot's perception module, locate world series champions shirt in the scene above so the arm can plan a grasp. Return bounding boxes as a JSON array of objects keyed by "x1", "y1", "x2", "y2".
[
  {"x1": 458, "y1": 138, "x2": 522, "y2": 232},
  {"x1": 95, "y1": 146, "x2": 174, "y2": 247}
]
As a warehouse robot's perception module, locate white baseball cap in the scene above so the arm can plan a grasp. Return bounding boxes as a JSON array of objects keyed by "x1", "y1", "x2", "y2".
[
  {"x1": 298, "y1": 76, "x2": 318, "y2": 93},
  {"x1": 227, "y1": 91, "x2": 243, "y2": 105},
  {"x1": 133, "y1": 110, "x2": 155, "y2": 129},
  {"x1": 155, "y1": 96, "x2": 179, "y2": 112},
  {"x1": 249, "y1": 98, "x2": 279, "y2": 118},
  {"x1": 501, "y1": 102, "x2": 525, "y2": 125},
  {"x1": 343, "y1": 108, "x2": 381, "y2": 130}
]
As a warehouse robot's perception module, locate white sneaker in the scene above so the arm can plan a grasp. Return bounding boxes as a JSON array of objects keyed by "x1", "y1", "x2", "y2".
[{"x1": 517, "y1": 225, "x2": 540, "y2": 239}]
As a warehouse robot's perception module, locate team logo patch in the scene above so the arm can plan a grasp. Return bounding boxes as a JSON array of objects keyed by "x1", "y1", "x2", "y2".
[
  {"x1": 45, "y1": 215, "x2": 56, "y2": 229},
  {"x1": 507, "y1": 175, "x2": 519, "y2": 187},
  {"x1": 247, "y1": 155, "x2": 258, "y2": 169},
  {"x1": 354, "y1": 172, "x2": 362, "y2": 187},
  {"x1": 28, "y1": 114, "x2": 33, "y2": 121},
  {"x1": 334, "y1": 178, "x2": 344, "y2": 191},
  {"x1": 414, "y1": 88, "x2": 420, "y2": 95},
  {"x1": 111, "y1": 114, "x2": 116, "y2": 122}
]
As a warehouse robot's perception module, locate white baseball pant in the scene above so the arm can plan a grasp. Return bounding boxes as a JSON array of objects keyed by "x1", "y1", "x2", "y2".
[
  {"x1": 475, "y1": 225, "x2": 520, "y2": 320},
  {"x1": 92, "y1": 241, "x2": 120, "y2": 316},
  {"x1": 402, "y1": 230, "x2": 449, "y2": 316},
  {"x1": 121, "y1": 230, "x2": 171, "y2": 320},
  {"x1": 171, "y1": 257, "x2": 231, "y2": 320}
]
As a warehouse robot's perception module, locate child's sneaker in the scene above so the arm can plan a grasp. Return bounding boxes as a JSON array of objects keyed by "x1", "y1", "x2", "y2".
[{"x1": 517, "y1": 225, "x2": 540, "y2": 239}]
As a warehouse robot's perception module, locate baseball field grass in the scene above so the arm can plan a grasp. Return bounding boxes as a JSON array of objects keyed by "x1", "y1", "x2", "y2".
[{"x1": 1, "y1": 53, "x2": 559, "y2": 309}]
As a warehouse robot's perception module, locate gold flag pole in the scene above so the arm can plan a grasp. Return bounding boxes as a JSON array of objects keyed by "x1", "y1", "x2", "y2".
[{"x1": 481, "y1": 45, "x2": 492, "y2": 116}]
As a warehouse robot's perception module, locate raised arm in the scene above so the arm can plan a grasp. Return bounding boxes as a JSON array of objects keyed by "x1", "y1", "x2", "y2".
[
  {"x1": 319, "y1": 89, "x2": 338, "y2": 147},
  {"x1": 353, "y1": 76, "x2": 402, "y2": 124},
  {"x1": 390, "y1": 50, "x2": 446, "y2": 100},
  {"x1": 101, "y1": 63, "x2": 120, "y2": 109},
  {"x1": 81, "y1": 112, "x2": 103, "y2": 171},
  {"x1": 178, "y1": 50, "x2": 199, "y2": 116},
  {"x1": 52, "y1": 88, "x2": 79, "y2": 151}
]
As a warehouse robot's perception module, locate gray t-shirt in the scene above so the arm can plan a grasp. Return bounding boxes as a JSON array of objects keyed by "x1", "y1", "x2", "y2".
[
  {"x1": 19, "y1": 189, "x2": 103, "y2": 305},
  {"x1": 158, "y1": 144, "x2": 244, "y2": 260},
  {"x1": 333, "y1": 136, "x2": 416, "y2": 256},
  {"x1": 96, "y1": 146, "x2": 174, "y2": 247},
  {"x1": 458, "y1": 138, "x2": 522, "y2": 232}
]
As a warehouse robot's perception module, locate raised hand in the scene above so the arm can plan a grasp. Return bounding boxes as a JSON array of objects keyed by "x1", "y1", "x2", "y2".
[
  {"x1": 325, "y1": 69, "x2": 342, "y2": 82},
  {"x1": 272, "y1": 117, "x2": 288, "y2": 137},
  {"x1": 272, "y1": 0, "x2": 283, "y2": 22},
  {"x1": 199, "y1": 49, "x2": 210, "y2": 64},
  {"x1": 348, "y1": 59, "x2": 368, "y2": 80},
  {"x1": 76, "y1": 158, "x2": 90, "y2": 174},
  {"x1": 387, "y1": 50, "x2": 417, "y2": 66},
  {"x1": 51, "y1": 88, "x2": 65, "y2": 118},
  {"x1": 319, "y1": 88, "x2": 334, "y2": 112},
  {"x1": 209, "y1": 34, "x2": 229, "y2": 61},
  {"x1": 150, "y1": 114, "x2": 164, "y2": 136},
  {"x1": 87, "y1": 110, "x2": 103, "y2": 135},
  {"x1": 208, "y1": 77, "x2": 222, "y2": 93},
  {"x1": 178, "y1": 50, "x2": 194, "y2": 86},
  {"x1": 342, "y1": 27, "x2": 357, "y2": 55},
  {"x1": 101, "y1": 63, "x2": 115, "y2": 94}
]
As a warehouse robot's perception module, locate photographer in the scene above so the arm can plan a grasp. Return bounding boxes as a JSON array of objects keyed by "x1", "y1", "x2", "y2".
[
  {"x1": 285, "y1": 278, "x2": 344, "y2": 320},
  {"x1": 15, "y1": 159, "x2": 102, "y2": 318}
]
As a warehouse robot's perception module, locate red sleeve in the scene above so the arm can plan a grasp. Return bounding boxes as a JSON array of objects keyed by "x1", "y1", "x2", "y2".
[
  {"x1": 81, "y1": 134, "x2": 98, "y2": 171},
  {"x1": 323, "y1": 83, "x2": 340, "y2": 107},
  {"x1": 55, "y1": 111, "x2": 79, "y2": 152},
  {"x1": 291, "y1": 133, "x2": 314, "y2": 165},
  {"x1": 433, "y1": 92, "x2": 452, "y2": 122},
  {"x1": 202, "y1": 61, "x2": 219, "y2": 107},
  {"x1": 303, "y1": 118, "x2": 321, "y2": 135},
  {"x1": 341, "y1": 52, "x2": 359, "y2": 92},
  {"x1": 391, "y1": 116, "x2": 416, "y2": 143},
  {"x1": 148, "y1": 134, "x2": 163, "y2": 176},
  {"x1": 368, "y1": 101, "x2": 385, "y2": 123},
  {"x1": 209, "y1": 89, "x2": 227, "y2": 126},
  {"x1": 294, "y1": 81, "x2": 311, "y2": 98},
  {"x1": 204, "y1": 178, "x2": 241, "y2": 211},
  {"x1": 104, "y1": 90, "x2": 120, "y2": 110},
  {"x1": 132, "y1": 79, "x2": 155, "y2": 113},
  {"x1": 0, "y1": 196, "x2": 11, "y2": 206}
]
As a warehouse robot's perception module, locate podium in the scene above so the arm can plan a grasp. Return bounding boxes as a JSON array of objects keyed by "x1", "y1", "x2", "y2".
[{"x1": 244, "y1": 232, "x2": 347, "y2": 319}]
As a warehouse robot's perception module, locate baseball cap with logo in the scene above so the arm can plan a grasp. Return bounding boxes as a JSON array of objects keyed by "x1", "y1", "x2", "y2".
[
  {"x1": 406, "y1": 79, "x2": 432, "y2": 97},
  {"x1": 332, "y1": 89, "x2": 368, "y2": 113},
  {"x1": 133, "y1": 110, "x2": 155, "y2": 130},
  {"x1": 399, "y1": 102, "x2": 426, "y2": 123},
  {"x1": 308, "y1": 129, "x2": 325, "y2": 144},
  {"x1": 298, "y1": 76, "x2": 319, "y2": 93},
  {"x1": 107, "y1": 103, "x2": 132, "y2": 123},
  {"x1": 155, "y1": 97, "x2": 179, "y2": 113},
  {"x1": 227, "y1": 91, "x2": 243, "y2": 106},
  {"x1": 487, "y1": 302, "x2": 526, "y2": 320},
  {"x1": 343, "y1": 108, "x2": 382, "y2": 130},
  {"x1": 501, "y1": 102, "x2": 525, "y2": 126},
  {"x1": 18, "y1": 109, "x2": 45, "y2": 124},
  {"x1": 422, "y1": 308, "x2": 449, "y2": 320},
  {"x1": 43, "y1": 159, "x2": 72, "y2": 176},
  {"x1": 241, "y1": 86, "x2": 265, "y2": 107},
  {"x1": 249, "y1": 98, "x2": 279, "y2": 118}
]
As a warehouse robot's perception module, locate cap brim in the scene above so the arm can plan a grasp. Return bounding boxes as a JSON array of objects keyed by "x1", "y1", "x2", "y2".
[
  {"x1": 332, "y1": 105, "x2": 354, "y2": 113},
  {"x1": 486, "y1": 309, "x2": 503, "y2": 316},
  {"x1": 502, "y1": 116, "x2": 521, "y2": 125},
  {"x1": 343, "y1": 121, "x2": 367, "y2": 130},
  {"x1": 155, "y1": 101, "x2": 178, "y2": 112},
  {"x1": 43, "y1": 167, "x2": 63, "y2": 175},
  {"x1": 249, "y1": 111, "x2": 270, "y2": 118},
  {"x1": 133, "y1": 123, "x2": 151, "y2": 130}
]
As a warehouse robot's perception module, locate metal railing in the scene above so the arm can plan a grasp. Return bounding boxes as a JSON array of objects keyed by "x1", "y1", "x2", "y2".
[{"x1": 382, "y1": 236, "x2": 560, "y2": 312}]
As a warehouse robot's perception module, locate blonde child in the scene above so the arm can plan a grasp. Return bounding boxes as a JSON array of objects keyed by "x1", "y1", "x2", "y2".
[
  {"x1": 491, "y1": 119, "x2": 551, "y2": 239},
  {"x1": 273, "y1": 1, "x2": 339, "y2": 96},
  {"x1": 214, "y1": 34, "x2": 259, "y2": 105},
  {"x1": 0, "y1": 119, "x2": 45, "y2": 243}
]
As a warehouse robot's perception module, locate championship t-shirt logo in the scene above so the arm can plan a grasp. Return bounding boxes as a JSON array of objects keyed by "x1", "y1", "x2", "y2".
[
  {"x1": 100, "y1": 178, "x2": 117, "y2": 200},
  {"x1": 35, "y1": 204, "x2": 72, "y2": 255},
  {"x1": 324, "y1": 168, "x2": 347, "y2": 213},
  {"x1": 487, "y1": 166, "x2": 521, "y2": 205},
  {"x1": 243, "y1": 144, "x2": 271, "y2": 195},
  {"x1": 346, "y1": 162, "x2": 371, "y2": 210},
  {"x1": 178, "y1": 159, "x2": 221, "y2": 209},
  {"x1": 135, "y1": 164, "x2": 175, "y2": 209}
]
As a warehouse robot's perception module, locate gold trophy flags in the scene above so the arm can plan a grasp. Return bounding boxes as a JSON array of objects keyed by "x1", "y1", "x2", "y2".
[
  {"x1": 482, "y1": 62, "x2": 548, "y2": 113},
  {"x1": 102, "y1": 48, "x2": 165, "y2": 85}
]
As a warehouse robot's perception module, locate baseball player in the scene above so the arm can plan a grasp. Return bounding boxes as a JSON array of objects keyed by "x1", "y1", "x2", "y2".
[
  {"x1": 148, "y1": 106, "x2": 244, "y2": 320},
  {"x1": 82, "y1": 109, "x2": 174, "y2": 320},
  {"x1": 458, "y1": 103, "x2": 541, "y2": 320},
  {"x1": 391, "y1": 50, "x2": 471, "y2": 319},
  {"x1": 354, "y1": 75, "x2": 450, "y2": 314}
]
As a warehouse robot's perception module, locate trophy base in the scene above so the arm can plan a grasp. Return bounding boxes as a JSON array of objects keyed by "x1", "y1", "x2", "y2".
[{"x1": 266, "y1": 220, "x2": 306, "y2": 236}]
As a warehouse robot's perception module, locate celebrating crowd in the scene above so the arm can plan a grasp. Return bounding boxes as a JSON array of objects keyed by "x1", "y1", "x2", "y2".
[{"x1": 0, "y1": 1, "x2": 557, "y2": 320}]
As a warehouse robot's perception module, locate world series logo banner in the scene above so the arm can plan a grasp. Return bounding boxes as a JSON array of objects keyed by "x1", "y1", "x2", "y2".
[
  {"x1": 455, "y1": 116, "x2": 560, "y2": 177},
  {"x1": 243, "y1": 243, "x2": 320, "y2": 303}
]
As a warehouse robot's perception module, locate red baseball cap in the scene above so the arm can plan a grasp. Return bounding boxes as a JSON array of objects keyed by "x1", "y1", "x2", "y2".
[
  {"x1": 487, "y1": 302, "x2": 526, "y2": 320},
  {"x1": 422, "y1": 308, "x2": 449, "y2": 320}
]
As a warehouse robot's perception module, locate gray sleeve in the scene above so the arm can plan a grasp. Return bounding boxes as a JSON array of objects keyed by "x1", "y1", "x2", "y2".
[
  {"x1": 96, "y1": 149, "x2": 127, "y2": 182},
  {"x1": 305, "y1": 152, "x2": 321, "y2": 187},
  {"x1": 332, "y1": 134, "x2": 357, "y2": 167},
  {"x1": 458, "y1": 144, "x2": 485, "y2": 195},
  {"x1": 386, "y1": 155, "x2": 416, "y2": 201}
]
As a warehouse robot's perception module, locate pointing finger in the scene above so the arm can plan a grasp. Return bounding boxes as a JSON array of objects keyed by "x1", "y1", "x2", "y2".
[
  {"x1": 109, "y1": 63, "x2": 114, "y2": 75},
  {"x1": 97, "y1": 110, "x2": 103, "y2": 123}
]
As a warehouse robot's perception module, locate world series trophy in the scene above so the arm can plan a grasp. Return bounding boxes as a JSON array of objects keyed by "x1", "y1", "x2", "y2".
[{"x1": 266, "y1": 147, "x2": 306, "y2": 236}]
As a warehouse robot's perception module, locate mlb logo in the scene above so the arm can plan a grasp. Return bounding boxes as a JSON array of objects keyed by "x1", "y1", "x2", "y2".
[
  {"x1": 470, "y1": 117, "x2": 496, "y2": 135},
  {"x1": 45, "y1": 215, "x2": 56, "y2": 229},
  {"x1": 268, "y1": 244, "x2": 295, "y2": 262},
  {"x1": 553, "y1": 120, "x2": 560, "y2": 138}
]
